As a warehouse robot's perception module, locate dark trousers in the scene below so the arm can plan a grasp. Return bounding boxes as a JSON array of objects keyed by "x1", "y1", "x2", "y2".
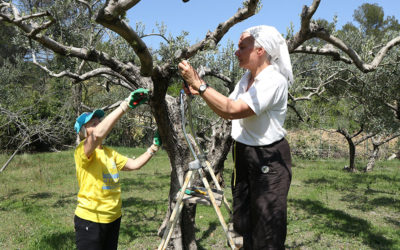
[
  {"x1": 231, "y1": 139, "x2": 292, "y2": 250},
  {"x1": 74, "y1": 215, "x2": 121, "y2": 250}
]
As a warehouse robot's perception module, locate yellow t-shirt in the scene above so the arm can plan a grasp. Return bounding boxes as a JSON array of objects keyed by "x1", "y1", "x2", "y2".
[{"x1": 74, "y1": 140, "x2": 128, "y2": 223}]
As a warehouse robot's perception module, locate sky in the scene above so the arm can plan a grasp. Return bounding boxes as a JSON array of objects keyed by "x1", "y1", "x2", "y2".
[{"x1": 127, "y1": 0, "x2": 400, "y2": 49}]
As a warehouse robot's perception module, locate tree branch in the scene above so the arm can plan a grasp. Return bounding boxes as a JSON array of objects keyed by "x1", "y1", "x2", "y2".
[
  {"x1": 81, "y1": 100, "x2": 124, "y2": 112},
  {"x1": 1, "y1": 3, "x2": 144, "y2": 86},
  {"x1": 292, "y1": 45, "x2": 352, "y2": 64},
  {"x1": 315, "y1": 33, "x2": 400, "y2": 73},
  {"x1": 287, "y1": 0, "x2": 321, "y2": 51},
  {"x1": 31, "y1": 51, "x2": 135, "y2": 88},
  {"x1": 95, "y1": 0, "x2": 153, "y2": 76},
  {"x1": 290, "y1": 70, "x2": 345, "y2": 102},
  {"x1": 140, "y1": 33, "x2": 170, "y2": 43},
  {"x1": 174, "y1": 0, "x2": 260, "y2": 60},
  {"x1": 287, "y1": 103, "x2": 305, "y2": 122},
  {"x1": 354, "y1": 132, "x2": 375, "y2": 145},
  {"x1": 201, "y1": 66, "x2": 233, "y2": 85},
  {"x1": 377, "y1": 132, "x2": 400, "y2": 146},
  {"x1": 287, "y1": 0, "x2": 400, "y2": 73}
]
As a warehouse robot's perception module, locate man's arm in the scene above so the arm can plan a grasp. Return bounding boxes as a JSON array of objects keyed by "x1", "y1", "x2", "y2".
[
  {"x1": 200, "y1": 86, "x2": 255, "y2": 120},
  {"x1": 179, "y1": 60, "x2": 255, "y2": 120}
]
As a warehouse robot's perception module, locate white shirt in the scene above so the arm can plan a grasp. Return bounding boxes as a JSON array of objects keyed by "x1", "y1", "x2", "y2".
[{"x1": 229, "y1": 65, "x2": 288, "y2": 146}]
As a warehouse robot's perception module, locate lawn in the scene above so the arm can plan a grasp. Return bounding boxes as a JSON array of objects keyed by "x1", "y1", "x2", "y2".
[{"x1": 0, "y1": 148, "x2": 398, "y2": 249}]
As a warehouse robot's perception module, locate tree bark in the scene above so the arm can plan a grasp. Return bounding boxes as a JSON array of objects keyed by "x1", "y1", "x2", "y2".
[
  {"x1": 364, "y1": 143, "x2": 379, "y2": 172},
  {"x1": 73, "y1": 82, "x2": 83, "y2": 145},
  {"x1": 363, "y1": 134, "x2": 400, "y2": 172},
  {"x1": 182, "y1": 204, "x2": 198, "y2": 250},
  {"x1": 337, "y1": 128, "x2": 357, "y2": 172}
]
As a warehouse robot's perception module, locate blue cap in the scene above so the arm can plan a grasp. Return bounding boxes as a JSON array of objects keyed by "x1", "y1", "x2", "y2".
[{"x1": 74, "y1": 109, "x2": 105, "y2": 133}]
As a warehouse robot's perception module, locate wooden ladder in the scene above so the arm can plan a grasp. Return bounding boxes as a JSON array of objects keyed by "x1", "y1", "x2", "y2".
[{"x1": 157, "y1": 160, "x2": 242, "y2": 250}]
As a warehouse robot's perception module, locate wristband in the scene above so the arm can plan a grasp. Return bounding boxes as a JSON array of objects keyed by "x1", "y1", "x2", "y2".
[
  {"x1": 120, "y1": 101, "x2": 128, "y2": 113},
  {"x1": 147, "y1": 147, "x2": 155, "y2": 156}
]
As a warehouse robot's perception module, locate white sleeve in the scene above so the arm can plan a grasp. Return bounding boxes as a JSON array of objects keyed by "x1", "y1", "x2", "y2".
[{"x1": 239, "y1": 75, "x2": 286, "y2": 115}]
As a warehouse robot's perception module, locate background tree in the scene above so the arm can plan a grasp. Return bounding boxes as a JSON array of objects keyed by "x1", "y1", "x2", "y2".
[{"x1": 288, "y1": 3, "x2": 400, "y2": 172}]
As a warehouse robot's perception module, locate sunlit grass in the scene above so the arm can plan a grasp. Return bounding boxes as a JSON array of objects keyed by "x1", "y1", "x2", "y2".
[{"x1": 0, "y1": 150, "x2": 399, "y2": 249}]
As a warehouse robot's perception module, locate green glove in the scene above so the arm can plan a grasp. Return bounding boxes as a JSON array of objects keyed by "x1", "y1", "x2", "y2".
[
  {"x1": 153, "y1": 130, "x2": 162, "y2": 147},
  {"x1": 126, "y1": 88, "x2": 149, "y2": 109}
]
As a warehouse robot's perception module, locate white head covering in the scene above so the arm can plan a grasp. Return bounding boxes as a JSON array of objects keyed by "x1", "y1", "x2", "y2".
[{"x1": 244, "y1": 25, "x2": 293, "y2": 86}]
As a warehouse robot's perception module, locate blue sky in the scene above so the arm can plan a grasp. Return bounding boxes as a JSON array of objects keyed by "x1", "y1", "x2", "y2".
[{"x1": 127, "y1": 0, "x2": 400, "y2": 49}]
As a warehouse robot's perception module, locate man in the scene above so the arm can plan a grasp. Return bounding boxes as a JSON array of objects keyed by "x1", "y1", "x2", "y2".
[
  {"x1": 179, "y1": 25, "x2": 293, "y2": 249},
  {"x1": 73, "y1": 89, "x2": 161, "y2": 250}
]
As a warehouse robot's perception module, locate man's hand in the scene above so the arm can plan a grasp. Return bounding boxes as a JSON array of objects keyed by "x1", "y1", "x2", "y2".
[
  {"x1": 126, "y1": 88, "x2": 149, "y2": 109},
  {"x1": 178, "y1": 60, "x2": 202, "y2": 95}
]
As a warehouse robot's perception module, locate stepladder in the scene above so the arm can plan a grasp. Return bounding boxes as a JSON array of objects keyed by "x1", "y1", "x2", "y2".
[{"x1": 157, "y1": 90, "x2": 241, "y2": 250}]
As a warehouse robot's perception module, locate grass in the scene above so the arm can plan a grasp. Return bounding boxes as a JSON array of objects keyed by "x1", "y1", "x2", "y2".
[{"x1": 0, "y1": 148, "x2": 399, "y2": 249}]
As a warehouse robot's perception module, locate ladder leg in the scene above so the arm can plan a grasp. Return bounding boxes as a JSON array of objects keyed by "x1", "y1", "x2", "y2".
[
  {"x1": 158, "y1": 170, "x2": 194, "y2": 250},
  {"x1": 159, "y1": 202, "x2": 184, "y2": 250},
  {"x1": 205, "y1": 161, "x2": 232, "y2": 214},
  {"x1": 198, "y1": 169, "x2": 236, "y2": 250}
]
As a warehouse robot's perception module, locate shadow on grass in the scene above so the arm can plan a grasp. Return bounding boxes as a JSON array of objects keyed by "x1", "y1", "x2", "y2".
[
  {"x1": 111, "y1": 196, "x2": 167, "y2": 243},
  {"x1": 27, "y1": 192, "x2": 53, "y2": 199},
  {"x1": 196, "y1": 221, "x2": 218, "y2": 250},
  {"x1": 371, "y1": 197, "x2": 400, "y2": 210},
  {"x1": 0, "y1": 188, "x2": 21, "y2": 202},
  {"x1": 287, "y1": 232, "x2": 322, "y2": 249},
  {"x1": 52, "y1": 193, "x2": 76, "y2": 208},
  {"x1": 119, "y1": 200, "x2": 164, "y2": 241},
  {"x1": 385, "y1": 217, "x2": 400, "y2": 228},
  {"x1": 341, "y1": 192, "x2": 400, "y2": 212},
  {"x1": 123, "y1": 196, "x2": 165, "y2": 220},
  {"x1": 121, "y1": 174, "x2": 170, "y2": 191},
  {"x1": 290, "y1": 198, "x2": 394, "y2": 249},
  {"x1": 303, "y1": 177, "x2": 334, "y2": 185},
  {"x1": 17, "y1": 192, "x2": 54, "y2": 214},
  {"x1": 34, "y1": 230, "x2": 75, "y2": 249}
]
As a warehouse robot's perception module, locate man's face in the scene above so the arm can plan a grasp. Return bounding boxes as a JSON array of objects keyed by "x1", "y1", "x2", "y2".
[{"x1": 235, "y1": 33, "x2": 257, "y2": 69}]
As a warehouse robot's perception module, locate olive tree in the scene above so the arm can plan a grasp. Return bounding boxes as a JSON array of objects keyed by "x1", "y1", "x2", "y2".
[
  {"x1": 288, "y1": 4, "x2": 400, "y2": 172},
  {"x1": 1, "y1": 0, "x2": 400, "y2": 248}
]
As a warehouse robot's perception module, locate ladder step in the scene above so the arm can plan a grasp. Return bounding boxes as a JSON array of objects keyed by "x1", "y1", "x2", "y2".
[
  {"x1": 175, "y1": 187, "x2": 224, "y2": 206},
  {"x1": 182, "y1": 193, "x2": 221, "y2": 206}
]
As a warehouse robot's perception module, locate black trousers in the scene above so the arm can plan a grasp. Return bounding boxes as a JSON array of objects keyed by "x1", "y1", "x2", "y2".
[
  {"x1": 74, "y1": 215, "x2": 121, "y2": 250},
  {"x1": 231, "y1": 139, "x2": 292, "y2": 250}
]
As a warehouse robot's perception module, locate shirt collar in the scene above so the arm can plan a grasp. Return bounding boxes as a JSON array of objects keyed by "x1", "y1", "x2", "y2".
[{"x1": 240, "y1": 65, "x2": 276, "y2": 91}]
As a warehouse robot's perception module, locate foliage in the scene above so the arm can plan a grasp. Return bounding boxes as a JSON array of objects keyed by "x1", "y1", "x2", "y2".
[
  {"x1": 353, "y1": 3, "x2": 400, "y2": 38},
  {"x1": 288, "y1": 3, "x2": 400, "y2": 159},
  {"x1": 0, "y1": 21, "x2": 27, "y2": 65},
  {"x1": 0, "y1": 55, "x2": 75, "y2": 152}
]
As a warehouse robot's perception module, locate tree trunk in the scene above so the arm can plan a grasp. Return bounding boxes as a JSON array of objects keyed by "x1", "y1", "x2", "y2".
[
  {"x1": 182, "y1": 204, "x2": 198, "y2": 250},
  {"x1": 347, "y1": 139, "x2": 356, "y2": 172},
  {"x1": 153, "y1": 91, "x2": 191, "y2": 248},
  {"x1": 337, "y1": 129, "x2": 357, "y2": 172},
  {"x1": 208, "y1": 120, "x2": 233, "y2": 178},
  {"x1": 364, "y1": 143, "x2": 380, "y2": 172},
  {"x1": 364, "y1": 136, "x2": 385, "y2": 173},
  {"x1": 152, "y1": 75, "x2": 233, "y2": 248},
  {"x1": 73, "y1": 82, "x2": 83, "y2": 145}
]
